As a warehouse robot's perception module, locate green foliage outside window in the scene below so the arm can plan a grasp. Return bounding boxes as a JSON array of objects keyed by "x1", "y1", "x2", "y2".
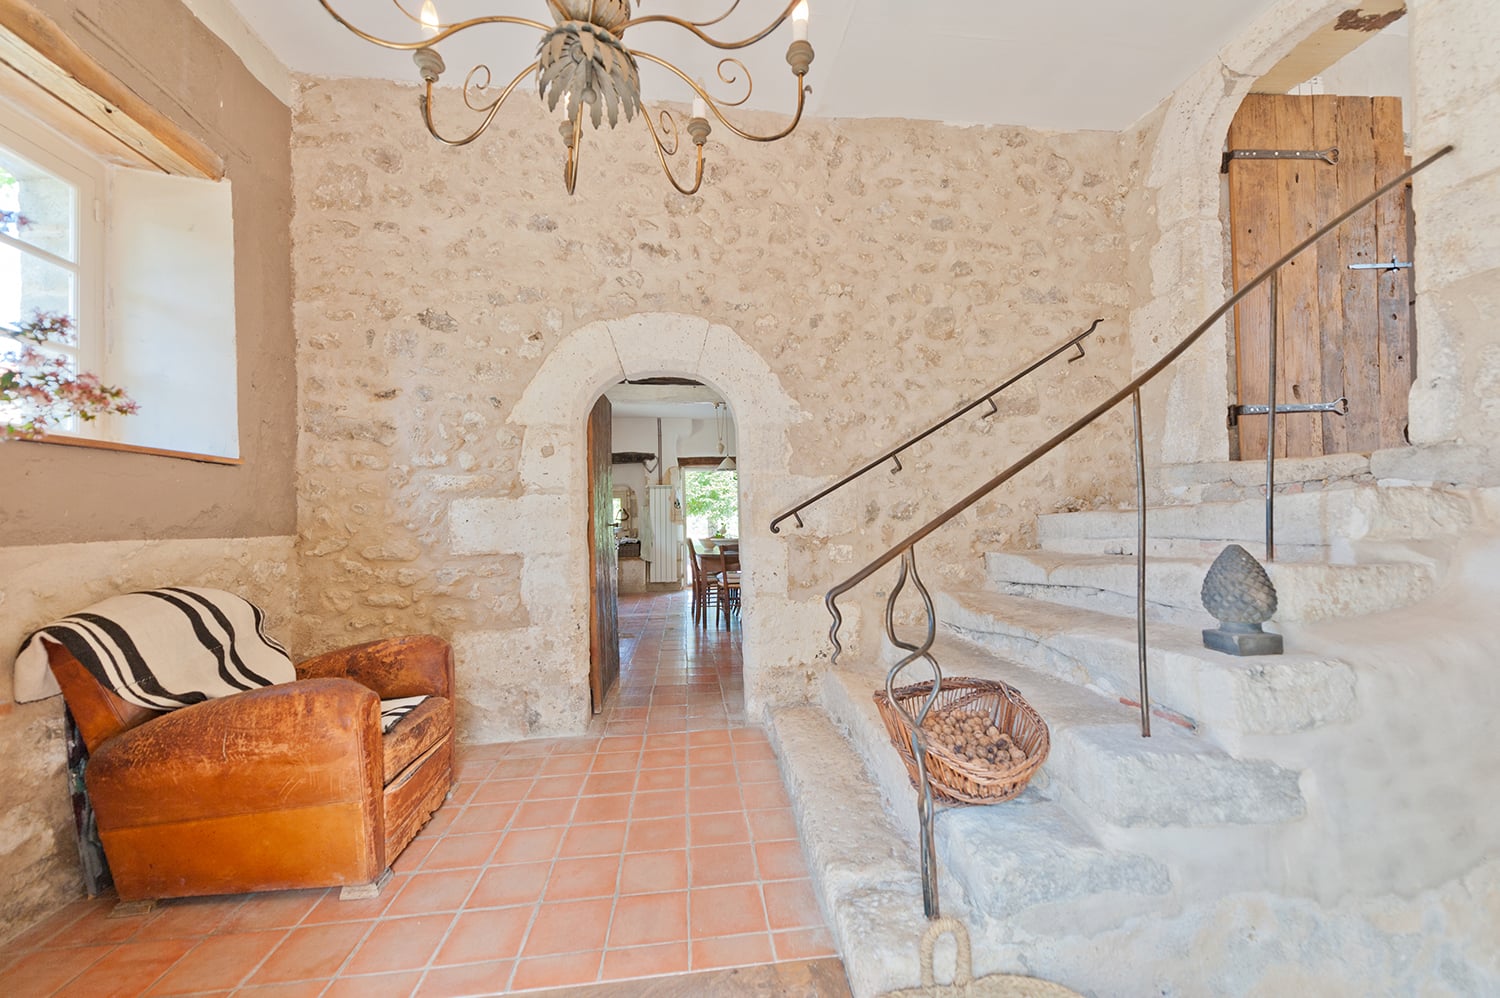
[{"x1": 684, "y1": 469, "x2": 739, "y2": 537}]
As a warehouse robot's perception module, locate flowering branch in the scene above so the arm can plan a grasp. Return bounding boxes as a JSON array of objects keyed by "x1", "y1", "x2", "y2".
[{"x1": 1, "y1": 311, "x2": 138, "y2": 439}]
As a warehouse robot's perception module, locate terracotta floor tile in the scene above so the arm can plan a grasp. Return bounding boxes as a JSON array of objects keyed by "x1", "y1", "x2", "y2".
[
  {"x1": 643, "y1": 732, "x2": 688, "y2": 750},
  {"x1": 686, "y1": 762, "x2": 739, "y2": 788},
  {"x1": 492, "y1": 826, "x2": 566, "y2": 866},
  {"x1": 607, "y1": 891, "x2": 688, "y2": 949},
  {"x1": 687, "y1": 729, "x2": 733, "y2": 747},
  {"x1": 6, "y1": 899, "x2": 96, "y2": 951},
  {"x1": 511, "y1": 797, "x2": 577, "y2": 829},
  {"x1": 48, "y1": 903, "x2": 151, "y2": 949},
  {"x1": 393, "y1": 836, "x2": 439, "y2": 875},
  {"x1": 492, "y1": 758, "x2": 547, "y2": 780},
  {"x1": 742, "y1": 781, "x2": 793, "y2": 810},
  {"x1": 302, "y1": 884, "x2": 397, "y2": 925},
  {"x1": 537, "y1": 753, "x2": 593, "y2": 776},
  {"x1": 599, "y1": 940, "x2": 691, "y2": 982},
  {"x1": 413, "y1": 959, "x2": 514, "y2": 997},
  {"x1": 690, "y1": 842, "x2": 759, "y2": 888},
  {"x1": 772, "y1": 926, "x2": 838, "y2": 961},
  {"x1": 690, "y1": 811, "x2": 752, "y2": 847},
  {"x1": 626, "y1": 816, "x2": 689, "y2": 853},
  {"x1": 323, "y1": 970, "x2": 423, "y2": 997},
  {"x1": 249, "y1": 921, "x2": 369, "y2": 985},
  {"x1": 638, "y1": 747, "x2": 686, "y2": 770},
  {"x1": 145, "y1": 929, "x2": 286, "y2": 994},
  {"x1": 128, "y1": 896, "x2": 244, "y2": 943},
  {"x1": 690, "y1": 932, "x2": 775, "y2": 972},
  {"x1": 689, "y1": 784, "x2": 744, "y2": 815},
  {"x1": 636, "y1": 767, "x2": 688, "y2": 793},
  {"x1": 219, "y1": 890, "x2": 324, "y2": 933},
  {"x1": 689, "y1": 883, "x2": 768, "y2": 939},
  {"x1": 55, "y1": 936, "x2": 196, "y2": 998},
  {"x1": 737, "y1": 759, "x2": 782, "y2": 783},
  {"x1": 467, "y1": 863, "x2": 550, "y2": 910},
  {"x1": 747, "y1": 807, "x2": 799, "y2": 842},
  {"x1": 591, "y1": 751, "x2": 642, "y2": 774},
  {"x1": 455, "y1": 758, "x2": 496, "y2": 781},
  {"x1": 618, "y1": 848, "x2": 690, "y2": 896},
  {"x1": 686, "y1": 744, "x2": 735, "y2": 766},
  {"x1": 580, "y1": 771, "x2": 636, "y2": 796},
  {"x1": 599, "y1": 734, "x2": 645, "y2": 754},
  {"x1": 522, "y1": 898, "x2": 613, "y2": 957},
  {"x1": 421, "y1": 831, "x2": 502, "y2": 871},
  {"x1": 344, "y1": 913, "x2": 454, "y2": 975},
  {"x1": 632, "y1": 788, "x2": 689, "y2": 821},
  {"x1": 386, "y1": 869, "x2": 482, "y2": 916},
  {"x1": 510, "y1": 950, "x2": 603, "y2": 991},
  {"x1": 469, "y1": 778, "x2": 534, "y2": 805},
  {"x1": 3, "y1": 944, "x2": 113, "y2": 998},
  {"x1": 559, "y1": 821, "x2": 629, "y2": 858},
  {"x1": 434, "y1": 906, "x2": 533, "y2": 966},
  {"x1": 755, "y1": 839, "x2": 811, "y2": 881},
  {"x1": 572, "y1": 793, "x2": 634, "y2": 825},
  {"x1": 762, "y1": 879, "x2": 824, "y2": 931},
  {"x1": 447, "y1": 802, "x2": 518, "y2": 836},
  {"x1": 529, "y1": 773, "x2": 590, "y2": 799},
  {"x1": 545, "y1": 855, "x2": 623, "y2": 901}
]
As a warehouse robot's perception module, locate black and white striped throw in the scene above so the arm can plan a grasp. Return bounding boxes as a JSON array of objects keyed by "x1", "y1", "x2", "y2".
[{"x1": 14, "y1": 587, "x2": 295, "y2": 708}]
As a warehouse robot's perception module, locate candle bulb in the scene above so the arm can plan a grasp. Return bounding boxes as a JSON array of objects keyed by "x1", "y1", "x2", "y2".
[
  {"x1": 792, "y1": 1, "x2": 809, "y2": 42},
  {"x1": 692, "y1": 95, "x2": 707, "y2": 120},
  {"x1": 420, "y1": 0, "x2": 439, "y2": 38}
]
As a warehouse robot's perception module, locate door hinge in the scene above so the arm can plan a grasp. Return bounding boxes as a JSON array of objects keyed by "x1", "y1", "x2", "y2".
[{"x1": 1222, "y1": 146, "x2": 1340, "y2": 173}]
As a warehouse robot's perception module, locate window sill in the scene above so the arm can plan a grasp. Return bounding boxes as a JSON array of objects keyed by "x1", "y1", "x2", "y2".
[{"x1": 13, "y1": 432, "x2": 241, "y2": 465}]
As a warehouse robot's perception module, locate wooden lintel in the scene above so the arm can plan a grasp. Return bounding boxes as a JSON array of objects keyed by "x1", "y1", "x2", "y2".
[{"x1": 0, "y1": 0, "x2": 224, "y2": 180}]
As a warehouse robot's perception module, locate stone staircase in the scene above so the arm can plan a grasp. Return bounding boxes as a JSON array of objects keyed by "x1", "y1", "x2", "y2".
[{"x1": 766, "y1": 470, "x2": 1488, "y2": 996}]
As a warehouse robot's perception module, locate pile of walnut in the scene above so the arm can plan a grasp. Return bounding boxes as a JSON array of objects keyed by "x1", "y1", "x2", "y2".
[{"x1": 921, "y1": 708, "x2": 1027, "y2": 767}]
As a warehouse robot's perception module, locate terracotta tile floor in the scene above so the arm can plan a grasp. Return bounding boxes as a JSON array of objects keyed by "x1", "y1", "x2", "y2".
[{"x1": 0, "y1": 590, "x2": 838, "y2": 997}]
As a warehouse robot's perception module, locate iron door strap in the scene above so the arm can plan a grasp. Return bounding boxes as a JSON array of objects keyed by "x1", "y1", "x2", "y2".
[
  {"x1": 1228, "y1": 397, "x2": 1349, "y2": 427},
  {"x1": 1349, "y1": 256, "x2": 1413, "y2": 271},
  {"x1": 1222, "y1": 146, "x2": 1340, "y2": 172}
]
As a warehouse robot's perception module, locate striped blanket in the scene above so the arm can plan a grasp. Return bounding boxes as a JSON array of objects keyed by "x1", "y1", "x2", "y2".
[{"x1": 15, "y1": 588, "x2": 423, "y2": 731}]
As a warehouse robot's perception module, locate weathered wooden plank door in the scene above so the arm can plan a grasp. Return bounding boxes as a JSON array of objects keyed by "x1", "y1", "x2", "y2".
[
  {"x1": 587, "y1": 395, "x2": 619, "y2": 714},
  {"x1": 1227, "y1": 93, "x2": 1413, "y2": 458}
]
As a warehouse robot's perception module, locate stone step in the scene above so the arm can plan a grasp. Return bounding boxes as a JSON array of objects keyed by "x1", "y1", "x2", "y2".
[
  {"x1": 1036, "y1": 485, "x2": 1479, "y2": 559},
  {"x1": 1157, "y1": 455, "x2": 1373, "y2": 506},
  {"x1": 984, "y1": 549, "x2": 1435, "y2": 628},
  {"x1": 861, "y1": 641, "x2": 1305, "y2": 829},
  {"x1": 935, "y1": 589, "x2": 1358, "y2": 747},
  {"x1": 815, "y1": 664, "x2": 1174, "y2": 929},
  {"x1": 764, "y1": 706, "x2": 932, "y2": 998}
]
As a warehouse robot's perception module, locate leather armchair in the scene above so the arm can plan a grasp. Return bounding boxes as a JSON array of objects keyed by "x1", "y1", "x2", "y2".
[{"x1": 46, "y1": 634, "x2": 456, "y2": 902}]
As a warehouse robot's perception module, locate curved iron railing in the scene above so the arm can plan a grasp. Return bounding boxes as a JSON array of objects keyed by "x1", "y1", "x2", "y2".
[
  {"x1": 768, "y1": 319, "x2": 1103, "y2": 534},
  {"x1": 819, "y1": 144, "x2": 1454, "y2": 919}
]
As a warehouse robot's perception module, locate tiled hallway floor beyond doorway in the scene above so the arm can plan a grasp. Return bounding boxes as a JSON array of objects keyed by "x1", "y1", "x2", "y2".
[{"x1": 1, "y1": 590, "x2": 845, "y2": 997}]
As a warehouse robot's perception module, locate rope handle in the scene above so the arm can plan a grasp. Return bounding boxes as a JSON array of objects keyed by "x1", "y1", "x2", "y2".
[{"x1": 919, "y1": 916, "x2": 974, "y2": 988}]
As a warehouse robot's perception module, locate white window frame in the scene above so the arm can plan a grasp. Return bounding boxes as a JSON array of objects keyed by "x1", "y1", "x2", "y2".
[{"x1": 0, "y1": 102, "x2": 106, "y2": 435}]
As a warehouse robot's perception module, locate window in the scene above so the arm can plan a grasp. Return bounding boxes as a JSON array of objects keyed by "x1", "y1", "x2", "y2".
[
  {"x1": 0, "y1": 111, "x2": 104, "y2": 435},
  {"x1": 0, "y1": 101, "x2": 239, "y2": 459},
  {"x1": 683, "y1": 467, "x2": 739, "y2": 538}
]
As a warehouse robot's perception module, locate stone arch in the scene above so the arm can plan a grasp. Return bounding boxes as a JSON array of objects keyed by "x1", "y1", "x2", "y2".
[
  {"x1": 1135, "y1": 0, "x2": 1353, "y2": 466},
  {"x1": 506, "y1": 312, "x2": 820, "y2": 723}
]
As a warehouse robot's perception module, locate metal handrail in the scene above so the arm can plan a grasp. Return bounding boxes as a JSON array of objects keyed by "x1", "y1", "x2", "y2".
[
  {"x1": 822, "y1": 143, "x2": 1453, "y2": 920},
  {"x1": 768, "y1": 319, "x2": 1103, "y2": 534}
]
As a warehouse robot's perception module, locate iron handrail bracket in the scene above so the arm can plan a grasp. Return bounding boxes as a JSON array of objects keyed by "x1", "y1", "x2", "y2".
[
  {"x1": 768, "y1": 319, "x2": 1103, "y2": 534},
  {"x1": 818, "y1": 143, "x2": 1453, "y2": 921}
]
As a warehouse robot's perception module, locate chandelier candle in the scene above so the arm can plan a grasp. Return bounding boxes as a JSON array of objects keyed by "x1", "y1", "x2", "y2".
[{"x1": 316, "y1": 0, "x2": 816, "y2": 195}]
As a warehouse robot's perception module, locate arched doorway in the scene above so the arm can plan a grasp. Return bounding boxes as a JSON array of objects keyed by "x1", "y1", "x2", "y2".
[{"x1": 508, "y1": 312, "x2": 811, "y2": 726}]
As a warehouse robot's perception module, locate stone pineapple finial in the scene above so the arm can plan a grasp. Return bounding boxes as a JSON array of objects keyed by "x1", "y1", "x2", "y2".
[{"x1": 1201, "y1": 543, "x2": 1284, "y2": 656}]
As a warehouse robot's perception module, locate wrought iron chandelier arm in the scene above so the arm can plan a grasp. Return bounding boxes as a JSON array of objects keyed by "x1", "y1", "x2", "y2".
[
  {"x1": 420, "y1": 62, "x2": 538, "y2": 146},
  {"x1": 315, "y1": 1, "x2": 548, "y2": 51},
  {"x1": 641, "y1": 109, "x2": 706, "y2": 196},
  {"x1": 633, "y1": 51, "x2": 810, "y2": 143},
  {"x1": 618, "y1": 0, "x2": 801, "y2": 50}
]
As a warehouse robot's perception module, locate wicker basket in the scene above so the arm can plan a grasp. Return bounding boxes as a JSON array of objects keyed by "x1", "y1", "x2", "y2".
[{"x1": 873, "y1": 677, "x2": 1049, "y2": 805}]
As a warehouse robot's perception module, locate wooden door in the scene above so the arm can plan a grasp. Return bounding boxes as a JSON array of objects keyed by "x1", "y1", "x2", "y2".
[
  {"x1": 1227, "y1": 94, "x2": 1413, "y2": 458},
  {"x1": 587, "y1": 395, "x2": 619, "y2": 714}
]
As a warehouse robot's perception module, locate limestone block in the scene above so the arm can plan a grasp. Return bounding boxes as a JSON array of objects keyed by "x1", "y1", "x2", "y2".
[
  {"x1": 608, "y1": 312, "x2": 711, "y2": 380},
  {"x1": 1051, "y1": 724, "x2": 1305, "y2": 826},
  {"x1": 449, "y1": 495, "x2": 577, "y2": 556},
  {"x1": 451, "y1": 627, "x2": 589, "y2": 742},
  {"x1": 938, "y1": 795, "x2": 1171, "y2": 921}
]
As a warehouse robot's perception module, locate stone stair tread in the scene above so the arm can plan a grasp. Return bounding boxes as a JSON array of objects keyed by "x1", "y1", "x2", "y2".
[
  {"x1": 937, "y1": 588, "x2": 1359, "y2": 740},
  {"x1": 874, "y1": 638, "x2": 1306, "y2": 827},
  {"x1": 984, "y1": 548, "x2": 1434, "y2": 625}
]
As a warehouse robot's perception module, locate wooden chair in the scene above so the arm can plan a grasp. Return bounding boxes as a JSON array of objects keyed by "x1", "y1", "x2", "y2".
[
  {"x1": 685, "y1": 540, "x2": 713, "y2": 626},
  {"x1": 704, "y1": 543, "x2": 742, "y2": 627}
]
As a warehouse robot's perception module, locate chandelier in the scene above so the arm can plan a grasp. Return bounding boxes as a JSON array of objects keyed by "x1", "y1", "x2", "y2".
[{"x1": 316, "y1": 1, "x2": 815, "y2": 195}]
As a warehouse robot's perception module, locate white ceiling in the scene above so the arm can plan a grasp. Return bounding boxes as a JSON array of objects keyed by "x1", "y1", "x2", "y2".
[
  {"x1": 605, "y1": 382, "x2": 724, "y2": 420},
  {"x1": 220, "y1": 0, "x2": 1285, "y2": 131}
]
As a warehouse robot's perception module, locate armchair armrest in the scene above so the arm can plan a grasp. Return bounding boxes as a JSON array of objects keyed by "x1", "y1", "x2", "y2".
[
  {"x1": 86, "y1": 678, "x2": 383, "y2": 828},
  {"x1": 296, "y1": 634, "x2": 453, "y2": 700}
]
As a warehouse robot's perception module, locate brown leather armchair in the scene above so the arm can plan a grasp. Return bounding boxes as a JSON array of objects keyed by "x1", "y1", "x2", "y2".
[{"x1": 46, "y1": 634, "x2": 456, "y2": 902}]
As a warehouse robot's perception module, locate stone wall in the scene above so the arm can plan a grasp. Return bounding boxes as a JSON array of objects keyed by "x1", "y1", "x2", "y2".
[
  {"x1": 0, "y1": 536, "x2": 297, "y2": 944},
  {"x1": 291, "y1": 81, "x2": 1139, "y2": 740}
]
